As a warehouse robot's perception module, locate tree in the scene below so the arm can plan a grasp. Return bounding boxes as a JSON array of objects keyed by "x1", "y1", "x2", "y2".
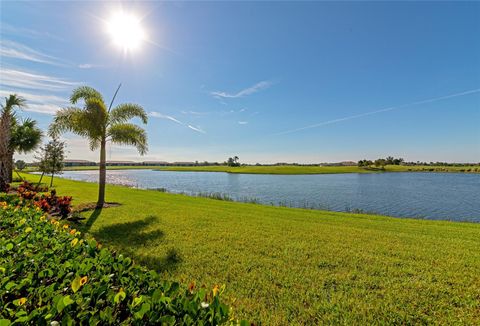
[
  {"x1": 385, "y1": 156, "x2": 395, "y2": 165},
  {"x1": 1, "y1": 95, "x2": 42, "y2": 186},
  {"x1": 1, "y1": 95, "x2": 26, "y2": 186},
  {"x1": 35, "y1": 138, "x2": 65, "y2": 187},
  {"x1": 374, "y1": 158, "x2": 386, "y2": 168},
  {"x1": 49, "y1": 86, "x2": 148, "y2": 208},
  {"x1": 226, "y1": 156, "x2": 240, "y2": 167},
  {"x1": 14, "y1": 160, "x2": 26, "y2": 181}
]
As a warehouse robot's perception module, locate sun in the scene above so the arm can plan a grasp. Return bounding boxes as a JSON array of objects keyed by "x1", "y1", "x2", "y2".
[{"x1": 106, "y1": 11, "x2": 146, "y2": 51}]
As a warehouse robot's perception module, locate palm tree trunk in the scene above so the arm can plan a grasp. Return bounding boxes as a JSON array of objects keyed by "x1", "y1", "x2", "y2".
[
  {"x1": 97, "y1": 138, "x2": 107, "y2": 208},
  {"x1": 6, "y1": 149, "x2": 14, "y2": 183},
  {"x1": 0, "y1": 113, "x2": 12, "y2": 184}
]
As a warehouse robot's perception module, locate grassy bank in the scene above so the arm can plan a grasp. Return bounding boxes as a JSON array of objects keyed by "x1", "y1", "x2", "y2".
[
  {"x1": 19, "y1": 173, "x2": 480, "y2": 324},
  {"x1": 54, "y1": 164, "x2": 480, "y2": 174}
]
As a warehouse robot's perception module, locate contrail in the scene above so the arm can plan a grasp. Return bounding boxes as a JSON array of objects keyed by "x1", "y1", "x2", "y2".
[{"x1": 273, "y1": 88, "x2": 480, "y2": 136}]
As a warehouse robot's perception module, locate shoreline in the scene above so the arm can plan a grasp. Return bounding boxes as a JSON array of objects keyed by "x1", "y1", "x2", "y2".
[
  {"x1": 17, "y1": 172, "x2": 480, "y2": 323},
  {"x1": 48, "y1": 164, "x2": 480, "y2": 175}
]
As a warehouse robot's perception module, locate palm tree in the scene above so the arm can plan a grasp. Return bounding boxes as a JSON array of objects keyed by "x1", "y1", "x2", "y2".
[
  {"x1": 49, "y1": 86, "x2": 148, "y2": 208},
  {"x1": 1, "y1": 95, "x2": 42, "y2": 184}
]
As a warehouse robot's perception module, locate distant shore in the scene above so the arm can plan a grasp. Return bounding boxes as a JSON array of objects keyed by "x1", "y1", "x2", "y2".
[{"x1": 52, "y1": 164, "x2": 480, "y2": 174}]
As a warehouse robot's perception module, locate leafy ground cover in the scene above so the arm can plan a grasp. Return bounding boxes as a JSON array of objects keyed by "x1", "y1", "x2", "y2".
[
  {"x1": 54, "y1": 164, "x2": 480, "y2": 174},
  {"x1": 14, "y1": 173, "x2": 480, "y2": 324},
  {"x1": 0, "y1": 196, "x2": 232, "y2": 325}
]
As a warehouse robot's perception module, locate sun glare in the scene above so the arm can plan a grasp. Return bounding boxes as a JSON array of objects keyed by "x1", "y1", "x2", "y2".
[{"x1": 106, "y1": 11, "x2": 146, "y2": 51}]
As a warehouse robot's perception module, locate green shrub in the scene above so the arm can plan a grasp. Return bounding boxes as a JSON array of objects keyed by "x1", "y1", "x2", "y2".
[{"x1": 0, "y1": 201, "x2": 233, "y2": 325}]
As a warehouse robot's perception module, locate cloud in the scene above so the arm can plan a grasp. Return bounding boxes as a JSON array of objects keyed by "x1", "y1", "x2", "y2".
[
  {"x1": 0, "y1": 22, "x2": 63, "y2": 41},
  {"x1": 0, "y1": 66, "x2": 80, "y2": 115},
  {"x1": 0, "y1": 89, "x2": 68, "y2": 115},
  {"x1": 149, "y1": 111, "x2": 183, "y2": 124},
  {"x1": 78, "y1": 63, "x2": 104, "y2": 69},
  {"x1": 0, "y1": 39, "x2": 63, "y2": 65},
  {"x1": 211, "y1": 80, "x2": 273, "y2": 99},
  {"x1": 238, "y1": 121, "x2": 248, "y2": 125},
  {"x1": 273, "y1": 88, "x2": 480, "y2": 136},
  {"x1": 188, "y1": 125, "x2": 206, "y2": 134},
  {"x1": 0, "y1": 67, "x2": 79, "y2": 92},
  {"x1": 181, "y1": 110, "x2": 211, "y2": 116},
  {"x1": 150, "y1": 111, "x2": 206, "y2": 134}
]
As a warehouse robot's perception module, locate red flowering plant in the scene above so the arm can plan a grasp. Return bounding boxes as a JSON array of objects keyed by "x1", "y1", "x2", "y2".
[{"x1": 14, "y1": 181, "x2": 73, "y2": 219}]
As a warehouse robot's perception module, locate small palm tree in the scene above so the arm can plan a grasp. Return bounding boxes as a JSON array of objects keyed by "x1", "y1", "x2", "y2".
[
  {"x1": 1, "y1": 95, "x2": 42, "y2": 184},
  {"x1": 49, "y1": 86, "x2": 148, "y2": 208}
]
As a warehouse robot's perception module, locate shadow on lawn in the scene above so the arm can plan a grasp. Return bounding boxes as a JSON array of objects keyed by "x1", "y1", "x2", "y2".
[{"x1": 91, "y1": 215, "x2": 181, "y2": 273}]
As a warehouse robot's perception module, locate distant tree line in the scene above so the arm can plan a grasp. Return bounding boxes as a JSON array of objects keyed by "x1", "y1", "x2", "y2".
[
  {"x1": 358, "y1": 156, "x2": 404, "y2": 168},
  {"x1": 226, "y1": 156, "x2": 240, "y2": 167}
]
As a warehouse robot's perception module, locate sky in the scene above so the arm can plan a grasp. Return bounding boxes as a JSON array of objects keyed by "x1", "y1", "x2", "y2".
[{"x1": 1, "y1": 1, "x2": 479, "y2": 164}]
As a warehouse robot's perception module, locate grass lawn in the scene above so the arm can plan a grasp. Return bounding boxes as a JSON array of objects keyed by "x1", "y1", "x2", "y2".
[
  {"x1": 55, "y1": 164, "x2": 480, "y2": 174},
  {"x1": 19, "y1": 173, "x2": 480, "y2": 324}
]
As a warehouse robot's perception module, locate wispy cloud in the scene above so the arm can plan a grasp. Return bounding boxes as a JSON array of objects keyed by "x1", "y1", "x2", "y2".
[
  {"x1": 238, "y1": 121, "x2": 248, "y2": 125},
  {"x1": 0, "y1": 39, "x2": 63, "y2": 66},
  {"x1": 0, "y1": 89, "x2": 68, "y2": 115},
  {"x1": 78, "y1": 63, "x2": 105, "y2": 69},
  {"x1": 211, "y1": 80, "x2": 273, "y2": 99},
  {"x1": 0, "y1": 22, "x2": 63, "y2": 41},
  {"x1": 181, "y1": 110, "x2": 211, "y2": 116},
  {"x1": 149, "y1": 112, "x2": 183, "y2": 124},
  {"x1": 1, "y1": 67, "x2": 79, "y2": 92},
  {"x1": 273, "y1": 88, "x2": 480, "y2": 136},
  {"x1": 0, "y1": 66, "x2": 81, "y2": 115},
  {"x1": 188, "y1": 125, "x2": 206, "y2": 134},
  {"x1": 150, "y1": 111, "x2": 206, "y2": 134}
]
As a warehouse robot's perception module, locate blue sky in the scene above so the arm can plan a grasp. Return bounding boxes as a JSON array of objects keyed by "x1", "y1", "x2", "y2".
[{"x1": 1, "y1": 1, "x2": 479, "y2": 163}]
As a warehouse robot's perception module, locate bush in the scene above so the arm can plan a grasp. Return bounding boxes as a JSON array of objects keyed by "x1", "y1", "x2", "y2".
[
  {"x1": 0, "y1": 201, "x2": 232, "y2": 325},
  {"x1": 14, "y1": 182, "x2": 72, "y2": 219}
]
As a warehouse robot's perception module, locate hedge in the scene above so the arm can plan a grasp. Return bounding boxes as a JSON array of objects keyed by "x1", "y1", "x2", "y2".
[{"x1": 0, "y1": 199, "x2": 236, "y2": 325}]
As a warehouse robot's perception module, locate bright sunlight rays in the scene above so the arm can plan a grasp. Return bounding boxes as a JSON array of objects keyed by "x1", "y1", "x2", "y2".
[{"x1": 106, "y1": 11, "x2": 146, "y2": 51}]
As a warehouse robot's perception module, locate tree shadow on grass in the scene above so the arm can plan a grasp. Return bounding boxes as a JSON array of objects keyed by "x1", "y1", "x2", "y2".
[
  {"x1": 91, "y1": 215, "x2": 181, "y2": 273},
  {"x1": 84, "y1": 207, "x2": 102, "y2": 232}
]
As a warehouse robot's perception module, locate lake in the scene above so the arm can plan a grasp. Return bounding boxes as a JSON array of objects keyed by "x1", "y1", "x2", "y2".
[{"x1": 59, "y1": 170, "x2": 480, "y2": 222}]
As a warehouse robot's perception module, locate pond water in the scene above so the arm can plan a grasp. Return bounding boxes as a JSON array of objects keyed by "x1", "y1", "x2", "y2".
[{"x1": 59, "y1": 170, "x2": 480, "y2": 222}]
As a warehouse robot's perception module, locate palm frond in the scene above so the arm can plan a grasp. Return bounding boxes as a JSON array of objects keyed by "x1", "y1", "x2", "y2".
[
  {"x1": 70, "y1": 86, "x2": 104, "y2": 105},
  {"x1": 10, "y1": 118, "x2": 43, "y2": 153},
  {"x1": 109, "y1": 103, "x2": 148, "y2": 125},
  {"x1": 2, "y1": 94, "x2": 26, "y2": 116},
  {"x1": 108, "y1": 123, "x2": 148, "y2": 155},
  {"x1": 85, "y1": 98, "x2": 108, "y2": 131},
  {"x1": 48, "y1": 107, "x2": 100, "y2": 139}
]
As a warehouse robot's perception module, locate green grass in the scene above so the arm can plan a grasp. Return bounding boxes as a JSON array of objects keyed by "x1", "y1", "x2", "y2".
[
  {"x1": 52, "y1": 164, "x2": 480, "y2": 174},
  {"x1": 18, "y1": 173, "x2": 480, "y2": 324}
]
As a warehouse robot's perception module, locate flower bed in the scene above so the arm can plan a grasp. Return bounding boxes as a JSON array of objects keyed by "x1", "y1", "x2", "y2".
[{"x1": 0, "y1": 200, "x2": 233, "y2": 325}]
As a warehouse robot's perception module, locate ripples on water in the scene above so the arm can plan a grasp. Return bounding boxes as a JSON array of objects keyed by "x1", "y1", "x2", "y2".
[{"x1": 59, "y1": 170, "x2": 480, "y2": 222}]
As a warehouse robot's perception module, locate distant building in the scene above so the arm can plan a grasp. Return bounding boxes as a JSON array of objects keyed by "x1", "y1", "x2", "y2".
[
  {"x1": 339, "y1": 161, "x2": 357, "y2": 166},
  {"x1": 172, "y1": 162, "x2": 196, "y2": 166},
  {"x1": 64, "y1": 159, "x2": 96, "y2": 167},
  {"x1": 142, "y1": 161, "x2": 170, "y2": 166},
  {"x1": 106, "y1": 160, "x2": 136, "y2": 166}
]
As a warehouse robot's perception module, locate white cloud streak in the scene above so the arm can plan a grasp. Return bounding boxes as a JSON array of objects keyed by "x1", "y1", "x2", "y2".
[
  {"x1": 0, "y1": 89, "x2": 68, "y2": 115},
  {"x1": 78, "y1": 63, "x2": 105, "y2": 69},
  {"x1": 211, "y1": 80, "x2": 273, "y2": 99},
  {"x1": 150, "y1": 111, "x2": 206, "y2": 134},
  {"x1": 1, "y1": 67, "x2": 79, "y2": 92},
  {"x1": 188, "y1": 125, "x2": 206, "y2": 134},
  {"x1": 1, "y1": 22, "x2": 63, "y2": 41},
  {"x1": 274, "y1": 88, "x2": 480, "y2": 136},
  {"x1": 0, "y1": 40, "x2": 63, "y2": 66},
  {"x1": 238, "y1": 121, "x2": 248, "y2": 125},
  {"x1": 149, "y1": 111, "x2": 183, "y2": 124}
]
